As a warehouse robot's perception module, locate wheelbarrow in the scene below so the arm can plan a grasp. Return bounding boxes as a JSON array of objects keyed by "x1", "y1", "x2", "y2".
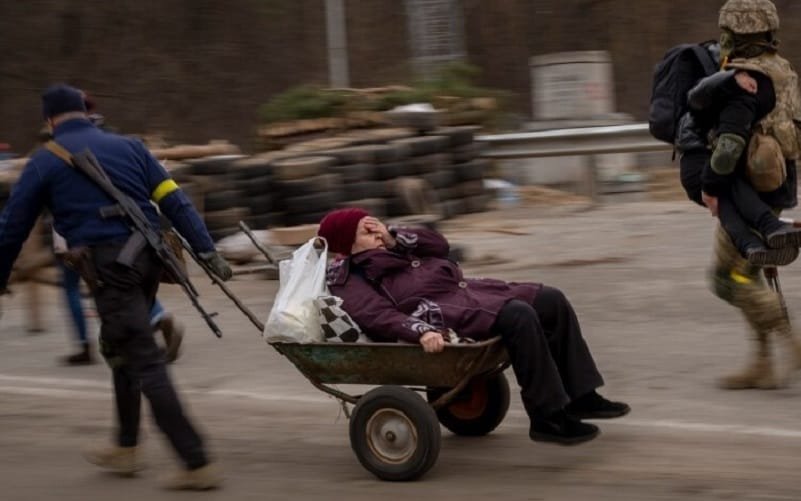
[
  {"x1": 203, "y1": 224, "x2": 511, "y2": 481},
  {"x1": 272, "y1": 338, "x2": 510, "y2": 481}
]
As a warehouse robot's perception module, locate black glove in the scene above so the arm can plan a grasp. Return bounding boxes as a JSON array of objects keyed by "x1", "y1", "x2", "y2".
[{"x1": 199, "y1": 252, "x2": 233, "y2": 281}]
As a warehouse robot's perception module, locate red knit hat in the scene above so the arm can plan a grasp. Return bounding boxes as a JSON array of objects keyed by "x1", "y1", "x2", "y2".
[{"x1": 318, "y1": 208, "x2": 369, "y2": 255}]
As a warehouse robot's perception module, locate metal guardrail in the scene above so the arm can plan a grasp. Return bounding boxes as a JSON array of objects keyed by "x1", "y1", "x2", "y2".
[
  {"x1": 475, "y1": 123, "x2": 673, "y2": 201},
  {"x1": 475, "y1": 123, "x2": 672, "y2": 159}
]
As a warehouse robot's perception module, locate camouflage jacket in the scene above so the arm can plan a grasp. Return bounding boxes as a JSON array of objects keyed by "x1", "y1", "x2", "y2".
[{"x1": 726, "y1": 53, "x2": 801, "y2": 160}]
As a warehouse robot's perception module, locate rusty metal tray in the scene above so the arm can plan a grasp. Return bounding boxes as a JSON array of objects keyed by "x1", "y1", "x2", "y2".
[{"x1": 270, "y1": 337, "x2": 509, "y2": 405}]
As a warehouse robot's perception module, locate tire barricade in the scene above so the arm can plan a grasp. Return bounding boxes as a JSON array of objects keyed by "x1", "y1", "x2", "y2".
[
  {"x1": 174, "y1": 126, "x2": 492, "y2": 242},
  {"x1": 0, "y1": 127, "x2": 493, "y2": 244}
]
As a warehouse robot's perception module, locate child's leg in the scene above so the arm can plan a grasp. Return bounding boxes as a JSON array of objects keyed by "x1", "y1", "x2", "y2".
[
  {"x1": 719, "y1": 195, "x2": 799, "y2": 266},
  {"x1": 679, "y1": 150, "x2": 707, "y2": 207},
  {"x1": 729, "y1": 177, "x2": 801, "y2": 248},
  {"x1": 718, "y1": 194, "x2": 762, "y2": 255}
]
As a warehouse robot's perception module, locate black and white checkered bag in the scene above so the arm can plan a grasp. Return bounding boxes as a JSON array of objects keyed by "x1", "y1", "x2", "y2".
[{"x1": 315, "y1": 296, "x2": 368, "y2": 343}]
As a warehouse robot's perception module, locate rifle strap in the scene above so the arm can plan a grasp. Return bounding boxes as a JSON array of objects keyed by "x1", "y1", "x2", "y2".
[
  {"x1": 44, "y1": 140, "x2": 75, "y2": 166},
  {"x1": 44, "y1": 139, "x2": 144, "y2": 266}
]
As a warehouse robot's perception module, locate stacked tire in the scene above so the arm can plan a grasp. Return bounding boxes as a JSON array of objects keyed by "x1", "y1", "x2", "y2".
[
  {"x1": 158, "y1": 126, "x2": 492, "y2": 239},
  {"x1": 271, "y1": 156, "x2": 342, "y2": 226},
  {"x1": 187, "y1": 155, "x2": 250, "y2": 242},
  {"x1": 433, "y1": 126, "x2": 491, "y2": 218},
  {"x1": 322, "y1": 143, "x2": 417, "y2": 218},
  {"x1": 384, "y1": 136, "x2": 450, "y2": 217},
  {"x1": 230, "y1": 157, "x2": 278, "y2": 230}
]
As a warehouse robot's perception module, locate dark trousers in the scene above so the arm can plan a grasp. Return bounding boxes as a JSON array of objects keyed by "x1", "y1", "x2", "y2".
[
  {"x1": 91, "y1": 243, "x2": 207, "y2": 470},
  {"x1": 680, "y1": 150, "x2": 780, "y2": 254},
  {"x1": 491, "y1": 287, "x2": 604, "y2": 418}
]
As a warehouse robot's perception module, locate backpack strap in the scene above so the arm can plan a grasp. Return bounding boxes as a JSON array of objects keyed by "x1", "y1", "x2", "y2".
[
  {"x1": 691, "y1": 44, "x2": 719, "y2": 77},
  {"x1": 44, "y1": 140, "x2": 75, "y2": 166}
]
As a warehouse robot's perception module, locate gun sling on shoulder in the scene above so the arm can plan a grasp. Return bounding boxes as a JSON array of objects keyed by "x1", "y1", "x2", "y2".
[{"x1": 45, "y1": 141, "x2": 223, "y2": 338}]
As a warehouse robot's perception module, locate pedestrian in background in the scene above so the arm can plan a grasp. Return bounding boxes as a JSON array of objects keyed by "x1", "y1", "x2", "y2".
[{"x1": 53, "y1": 229, "x2": 94, "y2": 365}]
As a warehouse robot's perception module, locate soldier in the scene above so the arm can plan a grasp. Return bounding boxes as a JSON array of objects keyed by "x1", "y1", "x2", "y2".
[
  {"x1": 75, "y1": 91, "x2": 184, "y2": 364},
  {"x1": 700, "y1": 0, "x2": 801, "y2": 389},
  {"x1": 0, "y1": 84, "x2": 232, "y2": 489}
]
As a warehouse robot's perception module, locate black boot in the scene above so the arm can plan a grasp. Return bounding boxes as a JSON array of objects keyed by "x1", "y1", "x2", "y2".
[
  {"x1": 529, "y1": 409, "x2": 599, "y2": 445},
  {"x1": 565, "y1": 390, "x2": 630, "y2": 420},
  {"x1": 62, "y1": 343, "x2": 95, "y2": 366}
]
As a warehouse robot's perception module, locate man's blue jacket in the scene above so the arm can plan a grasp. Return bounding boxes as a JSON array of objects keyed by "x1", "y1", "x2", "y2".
[{"x1": 0, "y1": 118, "x2": 215, "y2": 288}]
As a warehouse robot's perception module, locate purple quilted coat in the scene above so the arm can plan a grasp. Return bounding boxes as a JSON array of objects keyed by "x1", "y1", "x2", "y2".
[{"x1": 326, "y1": 227, "x2": 541, "y2": 343}]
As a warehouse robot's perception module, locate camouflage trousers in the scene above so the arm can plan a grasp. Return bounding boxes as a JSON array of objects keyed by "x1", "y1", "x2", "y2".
[{"x1": 709, "y1": 224, "x2": 791, "y2": 356}]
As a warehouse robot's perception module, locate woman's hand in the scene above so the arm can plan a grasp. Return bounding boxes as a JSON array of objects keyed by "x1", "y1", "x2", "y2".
[
  {"x1": 420, "y1": 331, "x2": 445, "y2": 353},
  {"x1": 363, "y1": 216, "x2": 396, "y2": 249},
  {"x1": 734, "y1": 71, "x2": 757, "y2": 94}
]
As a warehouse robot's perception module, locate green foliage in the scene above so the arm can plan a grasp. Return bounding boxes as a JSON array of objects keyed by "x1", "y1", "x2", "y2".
[
  {"x1": 374, "y1": 62, "x2": 507, "y2": 110},
  {"x1": 257, "y1": 62, "x2": 512, "y2": 124},
  {"x1": 367, "y1": 88, "x2": 432, "y2": 111},
  {"x1": 416, "y1": 61, "x2": 486, "y2": 98},
  {"x1": 257, "y1": 86, "x2": 350, "y2": 123}
]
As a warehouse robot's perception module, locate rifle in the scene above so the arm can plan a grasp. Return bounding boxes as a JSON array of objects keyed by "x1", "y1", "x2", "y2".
[{"x1": 45, "y1": 142, "x2": 222, "y2": 338}]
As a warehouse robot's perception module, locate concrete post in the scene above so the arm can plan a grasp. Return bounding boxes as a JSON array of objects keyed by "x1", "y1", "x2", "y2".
[{"x1": 326, "y1": 0, "x2": 350, "y2": 88}]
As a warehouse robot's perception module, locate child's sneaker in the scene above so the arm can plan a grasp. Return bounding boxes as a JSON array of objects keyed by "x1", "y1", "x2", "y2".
[
  {"x1": 746, "y1": 245, "x2": 799, "y2": 266},
  {"x1": 766, "y1": 224, "x2": 801, "y2": 248}
]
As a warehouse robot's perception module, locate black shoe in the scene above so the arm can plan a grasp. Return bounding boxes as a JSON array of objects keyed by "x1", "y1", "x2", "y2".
[
  {"x1": 745, "y1": 245, "x2": 799, "y2": 267},
  {"x1": 529, "y1": 409, "x2": 599, "y2": 445},
  {"x1": 766, "y1": 224, "x2": 801, "y2": 249},
  {"x1": 61, "y1": 344, "x2": 95, "y2": 366},
  {"x1": 565, "y1": 391, "x2": 630, "y2": 420}
]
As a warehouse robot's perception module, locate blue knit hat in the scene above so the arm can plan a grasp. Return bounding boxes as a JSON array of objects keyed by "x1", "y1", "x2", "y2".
[{"x1": 41, "y1": 84, "x2": 86, "y2": 119}]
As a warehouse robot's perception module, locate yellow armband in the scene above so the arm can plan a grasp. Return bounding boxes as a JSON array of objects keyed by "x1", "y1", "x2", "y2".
[{"x1": 151, "y1": 179, "x2": 180, "y2": 203}]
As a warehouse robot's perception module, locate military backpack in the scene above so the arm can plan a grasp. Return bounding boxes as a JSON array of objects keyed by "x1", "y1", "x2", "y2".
[{"x1": 649, "y1": 42, "x2": 719, "y2": 145}]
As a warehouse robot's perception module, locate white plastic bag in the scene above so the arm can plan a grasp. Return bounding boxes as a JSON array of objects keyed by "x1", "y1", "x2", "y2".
[{"x1": 263, "y1": 237, "x2": 328, "y2": 343}]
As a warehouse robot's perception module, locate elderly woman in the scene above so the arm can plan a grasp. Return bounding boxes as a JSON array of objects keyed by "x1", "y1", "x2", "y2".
[{"x1": 317, "y1": 208, "x2": 629, "y2": 446}]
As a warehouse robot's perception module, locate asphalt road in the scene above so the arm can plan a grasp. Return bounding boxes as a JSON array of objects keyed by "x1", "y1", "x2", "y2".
[{"x1": 3, "y1": 201, "x2": 801, "y2": 500}]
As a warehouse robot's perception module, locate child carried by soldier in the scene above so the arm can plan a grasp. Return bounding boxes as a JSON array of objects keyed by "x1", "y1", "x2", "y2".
[{"x1": 676, "y1": 46, "x2": 801, "y2": 266}]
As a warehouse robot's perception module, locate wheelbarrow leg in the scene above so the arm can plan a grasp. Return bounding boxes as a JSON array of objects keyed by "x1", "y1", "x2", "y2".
[
  {"x1": 764, "y1": 266, "x2": 788, "y2": 319},
  {"x1": 764, "y1": 266, "x2": 801, "y2": 385}
]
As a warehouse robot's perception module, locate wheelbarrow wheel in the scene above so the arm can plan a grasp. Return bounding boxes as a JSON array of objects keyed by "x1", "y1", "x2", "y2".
[
  {"x1": 349, "y1": 385, "x2": 441, "y2": 481},
  {"x1": 426, "y1": 372, "x2": 511, "y2": 436}
]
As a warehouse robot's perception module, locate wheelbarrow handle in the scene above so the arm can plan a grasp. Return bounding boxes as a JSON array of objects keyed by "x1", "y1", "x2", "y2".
[{"x1": 238, "y1": 221, "x2": 277, "y2": 264}]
